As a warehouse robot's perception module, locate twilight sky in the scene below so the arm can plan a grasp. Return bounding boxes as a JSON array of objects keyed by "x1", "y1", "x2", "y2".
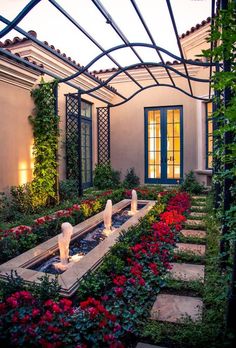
[{"x1": 0, "y1": 0, "x2": 212, "y2": 70}]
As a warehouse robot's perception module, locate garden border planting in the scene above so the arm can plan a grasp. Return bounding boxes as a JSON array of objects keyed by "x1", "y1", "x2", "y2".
[{"x1": 0, "y1": 199, "x2": 155, "y2": 297}]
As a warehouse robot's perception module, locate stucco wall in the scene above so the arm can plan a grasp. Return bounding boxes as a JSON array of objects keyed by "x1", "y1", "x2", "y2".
[
  {"x1": 110, "y1": 81, "x2": 200, "y2": 184},
  {"x1": 0, "y1": 74, "x2": 106, "y2": 191},
  {"x1": 0, "y1": 81, "x2": 35, "y2": 191}
]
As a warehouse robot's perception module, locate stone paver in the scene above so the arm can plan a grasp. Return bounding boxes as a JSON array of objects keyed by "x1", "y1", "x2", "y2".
[
  {"x1": 136, "y1": 344, "x2": 167, "y2": 348},
  {"x1": 150, "y1": 294, "x2": 203, "y2": 323},
  {"x1": 191, "y1": 205, "x2": 206, "y2": 211},
  {"x1": 190, "y1": 212, "x2": 207, "y2": 218},
  {"x1": 185, "y1": 219, "x2": 205, "y2": 226},
  {"x1": 175, "y1": 243, "x2": 206, "y2": 256},
  {"x1": 169, "y1": 262, "x2": 205, "y2": 282},
  {"x1": 192, "y1": 196, "x2": 206, "y2": 200},
  {"x1": 181, "y1": 229, "x2": 206, "y2": 239}
]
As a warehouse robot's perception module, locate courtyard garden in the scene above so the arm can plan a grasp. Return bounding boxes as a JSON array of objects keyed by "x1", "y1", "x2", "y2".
[{"x1": 0, "y1": 0, "x2": 235, "y2": 347}]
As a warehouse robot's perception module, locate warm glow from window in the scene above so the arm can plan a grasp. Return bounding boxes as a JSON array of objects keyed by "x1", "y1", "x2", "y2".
[
  {"x1": 147, "y1": 110, "x2": 161, "y2": 179},
  {"x1": 206, "y1": 102, "x2": 213, "y2": 168},
  {"x1": 19, "y1": 161, "x2": 28, "y2": 185},
  {"x1": 30, "y1": 144, "x2": 34, "y2": 172}
]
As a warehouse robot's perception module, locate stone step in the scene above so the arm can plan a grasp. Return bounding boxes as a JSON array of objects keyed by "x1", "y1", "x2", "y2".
[
  {"x1": 191, "y1": 202, "x2": 206, "y2": 208},
  {"x1": 190, "y1": 212, "x2": 207, "y2": 218},
  {"x1": 181, "y1": 229, "x2": 206, "y2": 239},
  {"x1": 185, "y1": 219, "x2": 205, "y2": 227},
  {"x1": 175, "y1": 243, "x2": 206, "y2": 256},
  {"x1": 169, "y1": 262, "x2": 205, "y2": 282},
  {"x1": 191, "y1": 205, "x2": 206, "y2": 211},
  {"x1": 150, "y1": 294, "x2": 203, "y2": 323},
  {"x1": 136, "y1": 344, "x2": 167, "y2": 348},
  {"x1": 192, "y1": 196, "x2": 206, "y2": 200}
]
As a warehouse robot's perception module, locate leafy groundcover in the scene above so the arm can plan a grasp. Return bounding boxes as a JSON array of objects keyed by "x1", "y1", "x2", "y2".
[{"x1": 0, "y1": 190, "x2": 191, "y2": 348}]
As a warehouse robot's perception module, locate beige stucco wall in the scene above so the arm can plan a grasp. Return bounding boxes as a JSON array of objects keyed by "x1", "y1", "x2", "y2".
[
  {"x1": 110, "y1": 78, "x2": 200, "y2": 184},
  {"x1": 0, "y1": 65, "x2": 107, "y2": 192},
  {"x1": 0, "y1": 80, "x2": 35, "y2": 191}
]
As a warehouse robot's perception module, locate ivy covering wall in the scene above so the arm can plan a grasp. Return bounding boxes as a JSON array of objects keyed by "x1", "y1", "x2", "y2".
[{"x1": 29, "y1": 79, "x2": 60, "y2": 207}]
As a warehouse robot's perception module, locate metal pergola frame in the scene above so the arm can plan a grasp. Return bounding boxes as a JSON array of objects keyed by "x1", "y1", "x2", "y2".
[
  {"x1": 0, "y1": 0, "x2": 235, "y2": 334},
  {"x1": 0, "y1": 0, "x2": 219, "y2": 105}
]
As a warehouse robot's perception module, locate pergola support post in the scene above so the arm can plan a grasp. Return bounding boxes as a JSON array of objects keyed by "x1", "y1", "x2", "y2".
[
  {"x1": 213, "y1": 62, "x2": 221, "y2": 210},
  {"x1": 220, "y1": 0, "x2": 233, "y2": 266},
  {"x1": 77, "y1": 92, "x2": 83, "y2": 196}
]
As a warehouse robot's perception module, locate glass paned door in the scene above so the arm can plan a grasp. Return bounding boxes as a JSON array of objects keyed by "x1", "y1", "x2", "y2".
[
  {"x1": 145, "y1": 106, "x2": 183, "y2": 184},
  {"x1": 147, "y1": 110, "x2": 161, "y2": 179},
  {"x1": 81, "y1": 118, "x2": 92, "y2": 188}
]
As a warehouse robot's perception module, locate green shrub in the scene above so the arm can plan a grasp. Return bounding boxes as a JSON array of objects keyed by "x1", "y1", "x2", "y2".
[
  {"x1": 123, "y1": 167, "x2": 140, "y2": 188},
  {"x1": 0, "y1": 192, "x2": 22, "y2": 223},
  {"x1": 93, "y1": 163, "x2": 120, "y2": 189},
  {"x1": 10, "y1": 183, "x2": 43, "y2": 214},
  {"x1": 181, "y1": 171, "x2": 204, "y2": 194},
  {"x1": 59, "y1": 179, "x2": 78, "y2": 201}
]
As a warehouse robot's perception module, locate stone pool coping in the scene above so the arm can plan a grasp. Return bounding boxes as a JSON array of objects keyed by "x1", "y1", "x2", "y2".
[{"x1": 0, "y1": 199, "x2": 155, "y2": 297}]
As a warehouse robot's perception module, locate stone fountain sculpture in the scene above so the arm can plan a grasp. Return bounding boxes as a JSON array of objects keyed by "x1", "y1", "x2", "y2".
[
  {"x1": 129, "y1": 189, "x2": 138, "y2": 215},
  {"x1": 103, "y1": 199, "x2": 113, "y2": 235},
  {"x1": 53, "y1": 222, "x2": 73, "y2": 271}
]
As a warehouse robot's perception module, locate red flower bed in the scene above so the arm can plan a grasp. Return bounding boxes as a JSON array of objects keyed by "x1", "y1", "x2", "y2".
[
  {"x1": 0, "y1": 225, "x2": 32, "y2": 240},
  {"x1": 160, "y1": 210, "x2": 186, "y2": 231},
  {"x1": 0, "y1": 292, "x2": 74, "y2": 348},
  {"x1": 166, "y1": 192, "x2": 191, "y2": 214},
  {"x1": 0, "y1": 190, "x2": 191, "y2": 347}
]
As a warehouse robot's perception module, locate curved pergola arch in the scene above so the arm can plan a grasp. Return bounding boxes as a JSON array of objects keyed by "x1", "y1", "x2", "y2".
[
  {"x1": 110, "y1": 83, "x2": 210, "y2": 108},
  {"x1": 59, "y1": 42, "x2": 217, "y2": 85},
  {"x1": 78, "y1": 61, "x2": 210, "y2": 98}
]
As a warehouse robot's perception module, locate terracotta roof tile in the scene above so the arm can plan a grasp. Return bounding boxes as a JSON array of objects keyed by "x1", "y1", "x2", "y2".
[
  {"x1": 180, "y1": 17, "x2": 211, "y2": 39},
  {"x1": 0, "y1": 31, "x2": 117, "y2": 93}
]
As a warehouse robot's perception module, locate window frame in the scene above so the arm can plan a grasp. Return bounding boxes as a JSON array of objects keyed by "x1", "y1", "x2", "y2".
[{"x1": 205, "y1": 101, "x2": 213, "y2": 170}]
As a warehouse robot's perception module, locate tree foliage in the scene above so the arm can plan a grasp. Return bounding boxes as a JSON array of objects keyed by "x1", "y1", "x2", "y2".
[{"x1": 29, "y1": 79, "x2": 60, "y2": 207}]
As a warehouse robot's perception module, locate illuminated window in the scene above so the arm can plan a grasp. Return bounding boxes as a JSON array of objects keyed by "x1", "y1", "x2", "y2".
[
  {"x1": 147, "y1": 110, "x2": 161, "y2": 179},
  {"x1": 206, "y1": 102, "x2": 213, "y2": 169},
  {"x1": 81, "y1": 101, "x2": 92, "y2": 118}
]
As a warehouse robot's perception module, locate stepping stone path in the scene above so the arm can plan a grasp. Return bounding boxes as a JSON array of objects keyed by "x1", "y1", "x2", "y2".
[
  {"x1": 181, "y1": 229, "x2": 206, "y2": 239},
  {"x1": 174, "y1": 243, "x2": 206, "y2": 256},
  {"x1": 185, "y1": 219, "x2": 204, "y2": 226},
  {"x1": 192, "y1": 196, "x2": 207, "y2": 200},
  {"x1": 190, "y1": 212, "x2": 206, "y2": 218},
  {"x1": 191, "y1": 205, "x2": 205, "y2": 211},
  {"x1": 136, "y1": 344, "x2": 167, "y2": 348},
  {"x1": 150, "y1": 195, "x2": 206, "y2": 328},
  {"x1": 150, "y1": 294, "x2": 203, "y2": 323},
  {"x1": 169, "y1": 263, "x2": 205, "y2": 282}
]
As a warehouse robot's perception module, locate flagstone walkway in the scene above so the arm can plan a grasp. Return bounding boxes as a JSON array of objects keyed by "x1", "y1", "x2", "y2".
[{"x1": 150, "y1": 195, "x2": 207, "y2": 325}]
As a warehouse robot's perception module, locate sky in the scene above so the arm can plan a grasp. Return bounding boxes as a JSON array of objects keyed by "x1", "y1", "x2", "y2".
[{"x1": 0, "y1": 0, "x2": 212, "y2": 71}]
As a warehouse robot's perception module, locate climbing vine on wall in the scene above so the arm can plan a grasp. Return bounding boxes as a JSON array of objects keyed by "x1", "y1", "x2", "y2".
[{"x1": 29, "y1": 79, "x2": 60, "y2": 206}]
